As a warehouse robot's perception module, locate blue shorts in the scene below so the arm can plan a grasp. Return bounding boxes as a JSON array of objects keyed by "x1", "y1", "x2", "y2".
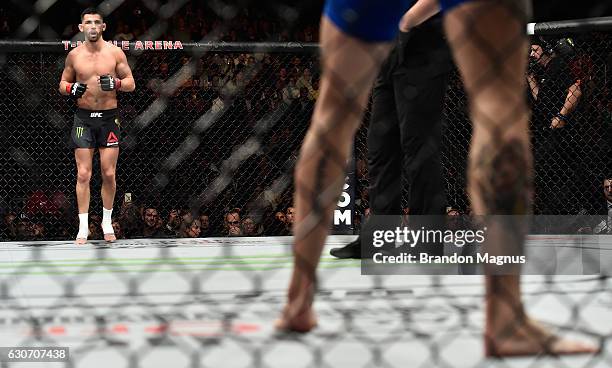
[
  {"x1": 324, "y1": 0, "x2": 470, "y2": 42},
  {"x1": 439, "y1": 0, "x2": 470, "y2": 11}
]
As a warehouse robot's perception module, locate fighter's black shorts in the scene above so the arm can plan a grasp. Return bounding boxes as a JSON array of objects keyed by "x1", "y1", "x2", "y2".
[{"x1": 71, "y1": 108, "x2": 120, "y2": 149}]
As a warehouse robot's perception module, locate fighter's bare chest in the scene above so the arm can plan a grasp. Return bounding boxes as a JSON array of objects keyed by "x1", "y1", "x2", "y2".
[{"x1": 73, "y1": 52, "x2": 117, "y2": 78}]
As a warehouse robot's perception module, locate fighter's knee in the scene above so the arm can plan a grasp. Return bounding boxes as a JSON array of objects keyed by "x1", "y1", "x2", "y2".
[
  {"x1": 101, "y1": 169, "x2": 116, "y2": 183},
  {"x1": 76, "y1": 169, "x2": 92, "y2": 184}
]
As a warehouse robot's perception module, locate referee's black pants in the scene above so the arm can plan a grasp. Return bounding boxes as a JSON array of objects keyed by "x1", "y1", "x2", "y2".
[
  {"x1": 367, "y1": 68, "x2": 448, "y2": 217},
  {"x1": 364, "y1": 62, "x2": 450, "y2": 256}
]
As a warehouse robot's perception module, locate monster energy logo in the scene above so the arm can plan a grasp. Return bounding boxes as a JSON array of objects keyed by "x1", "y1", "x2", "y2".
[{"x1": 75, "y1": 126, "x2": 84, "y2": 138}]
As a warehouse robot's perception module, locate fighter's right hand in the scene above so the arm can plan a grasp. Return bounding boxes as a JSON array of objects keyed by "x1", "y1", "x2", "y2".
[{"x1": 67, "y1": 82, "x2": 87, "y2": 98}]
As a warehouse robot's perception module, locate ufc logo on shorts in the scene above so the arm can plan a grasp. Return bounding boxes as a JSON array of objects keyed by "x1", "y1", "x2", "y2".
[{"x1": 90, "y1": 112, "x2": 103, "y2": 118}]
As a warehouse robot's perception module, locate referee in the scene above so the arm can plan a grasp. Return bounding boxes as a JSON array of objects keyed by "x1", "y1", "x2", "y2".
[{"x1": 331, "y1": 15, "x2": 453, "y2": 259}]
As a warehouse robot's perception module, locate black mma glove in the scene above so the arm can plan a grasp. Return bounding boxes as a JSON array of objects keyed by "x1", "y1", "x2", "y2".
[
  {"x1": 99, "y1": 74, "x2": 121, "y2": 91},
  {"x1": 67, "y1": 82, "x2": 87, "y2": 98}
]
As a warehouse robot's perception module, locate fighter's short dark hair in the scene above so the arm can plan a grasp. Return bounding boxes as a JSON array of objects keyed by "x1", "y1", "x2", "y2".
[{"x1": 81, "y1": 7, "x2": 103, "y2": 21}]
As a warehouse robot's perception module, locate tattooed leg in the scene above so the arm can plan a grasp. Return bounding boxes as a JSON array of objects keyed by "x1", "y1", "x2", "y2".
[
  {"x1": 445, "y1": 0, "x2": 597, "y2": 356},
  {"x1": 277, "y1": 16, "x2": 392, "y2": 332}
]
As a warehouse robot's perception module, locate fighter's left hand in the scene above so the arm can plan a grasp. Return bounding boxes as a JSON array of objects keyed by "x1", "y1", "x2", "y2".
[{"x1": 99, "y1": 74, "x2": 121, "y2": 91}]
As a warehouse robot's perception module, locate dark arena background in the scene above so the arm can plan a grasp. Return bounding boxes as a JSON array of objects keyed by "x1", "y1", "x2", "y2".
[{"x1": 0, "y1": 1, "x2": 611, "y2": 367}]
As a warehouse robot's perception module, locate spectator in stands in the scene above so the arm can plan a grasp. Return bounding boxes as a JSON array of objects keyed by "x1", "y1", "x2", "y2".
[
  {"x1": 142, "y1": 206, "x2": 165, "y2": 238},
  {"x1": 309, "y1": 79, "x2": 320, "y2": 101},
  {"x1": 246, "y1": 55, "x2": 257, "y2": 67},
  {"x1": 224, "y1": 209, "x2": 243, "y2": 236},
  {"x1": 289, "y1": 56, "x2": 302, "y2": 77},
  {"x1": 198, "y1": 213, "x2": 212, "y2": 237},
  {"x1": 297, "y1": 87, "x2": 313, "y2": 112},
  {"x1": 268, "y1": 89, "x2": 283, "y2": 111},
  {"x1": 119, "y1": 202, "x2": 143, "y2": 238},
  {"x1": 157, "y1": 62, "x2": 170, "y2": 81},
  {"x1": 32, "y1": 222, "x2": 45, "y2": 240},
  {"x1": 232, "y1": 54, "x2": 246, "y2": 68},
  {"x1": 296, "y1": 68, "x2": 313, "y2": 92},
  {"x1": 275, "y1": 211, "x2": 286, "y2": 224},
  {"x1": 241, "y1": 216, "x2": 259, "y2": 236},
  {"x1": 2, "y1": 212, "x2": 17, "y2": 240},
  {"x1": 88, "y1": 215, "x2": 102, "y2": 240},
  {"x1": 164, "y1": 209, "x2": 181, "y2": 237},
  {"x1": 267, "y1": 210, "x2": 288, "y2": 236},
  {"x1": 178, "y1": 213, "x2": 201, "y2": 238},
  {"x1": 112, "y1": 219, "x2": 124, "y2": 239},
  {"x1": 282, "y1": 76, "x2": 300, "y2": 105},
  {"x1": 592, "y1": 177, "x2": 612, "y2": 234},
  {"x1": 208, "y1": 72, "x2": 221, "y2": 91},
  {"x1": 277, "y1": 67, "x2": 288, "y2": 86},
  {"x1": 220, "y1": 55, "x2": 235, "y2": 77},
  {"x1": 285, "y1": 206, "x2": 295, "y2": 235}
]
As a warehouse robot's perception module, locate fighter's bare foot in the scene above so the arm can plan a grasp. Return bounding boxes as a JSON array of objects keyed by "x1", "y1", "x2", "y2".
[
  {"x1": 275, "y1": 304, "x2": 317, "y2": 333},
  {"x1": 104, "y1": 233, "x2": 116, "y2": 243},
  {"x1": 274, "y1": 307, "x2": 317, "y2": 333},
  {"x1": 75, "y1": 238, "x2": 87, "y2": 245},
  {"x1": 486, "y1": 319, "x2": 599, "y2": 357},
  {"x1": 274, "y1": 304, "x2": 317, "y2": 333},
  {"x1": 276, "y1": 280, "x2": 317, "y2": 333}
]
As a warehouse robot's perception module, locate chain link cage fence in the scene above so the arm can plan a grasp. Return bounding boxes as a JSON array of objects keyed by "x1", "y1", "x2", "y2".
[
  {"x1": 0, "y1": 1, "x2": 611, "y2": 367},
  {"x1": 354, "y1": 27, "x2": 612, "y2": 225},
  {"x1": 1, "y1": 41, "x2": 320, "y2": 241},
  {"x1": 0, "y1": 11, "x2": 610, "y2": 242}
]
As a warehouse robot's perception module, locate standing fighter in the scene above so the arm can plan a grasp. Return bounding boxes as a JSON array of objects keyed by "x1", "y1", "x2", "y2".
[
  {"x1": 278, "y1": 0, "x2": 597, "y2": 357},
  {"x1": 59, "y1": 8, "x2": 135, "y2": 244}
]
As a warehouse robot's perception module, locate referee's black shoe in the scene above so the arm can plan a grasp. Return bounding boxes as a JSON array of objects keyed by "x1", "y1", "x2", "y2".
[{"x1": 330, "y1": 236, "x2": 361, "y2": 259}]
